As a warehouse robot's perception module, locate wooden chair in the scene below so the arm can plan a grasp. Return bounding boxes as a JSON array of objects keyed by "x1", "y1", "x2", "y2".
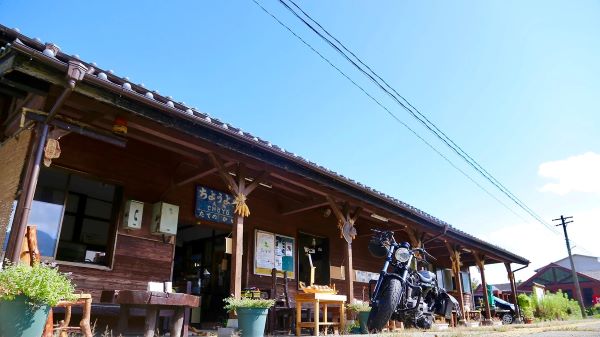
[
  {"x1": 19, "y1": 225, "x2": 93, "y2": 337},
  {"x1": 269, "y1": 268, "x2": 295, "y2": 334}
]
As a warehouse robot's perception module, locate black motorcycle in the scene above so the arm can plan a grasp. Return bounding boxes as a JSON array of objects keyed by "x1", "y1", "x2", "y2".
[{"x1": 367, "y1": 229, "x2": 461, "y2": 331}]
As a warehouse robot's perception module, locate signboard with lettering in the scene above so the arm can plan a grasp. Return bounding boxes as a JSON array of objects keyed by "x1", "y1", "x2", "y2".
[{"x1": 195, "y1": 186, "x2": 234, "y2": 224}]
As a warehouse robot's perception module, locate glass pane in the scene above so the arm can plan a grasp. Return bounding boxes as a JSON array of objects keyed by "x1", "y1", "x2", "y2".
[
  {"x1": 68, "y1": 174, "x2": 115, "y2": 202},
  {"x1": 65, "y1": 194, "x2": 79, "y2": 213},
  {"x1": 443, "y1": 269, "x2": 454, "y2": 291},
  {"x1": 461, "y1": 272, "x2": 472, "y2": 293},
  {"x1": 79, "y1": 219, "x2": 109, "y2": 245},
  {"x1": 29, "y1": 200, "x2": 64, "y2": 256},
  {"x1": 60, "y1": 215, "x2": 75, "y2": 241},
  {"x1": 85, "y1": 198, "x2": 112, "y2": 219}
]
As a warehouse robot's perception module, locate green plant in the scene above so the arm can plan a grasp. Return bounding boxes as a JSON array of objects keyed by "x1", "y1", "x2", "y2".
[
  {"x1": 346, "y1": 299, "x2": 371, "y2": 312},
  {"x1": 536, "y1": 290, "x2": 581, "y2": 320},
  {"x1": 0, "y1": 261, "x2": 75, "y2": 307},
  {"x1": 518, "y1": 293, "x2": 533, "y2": 319},
  {"x1": 223, "y1": 296, "x2": 275, "y2": 312}
]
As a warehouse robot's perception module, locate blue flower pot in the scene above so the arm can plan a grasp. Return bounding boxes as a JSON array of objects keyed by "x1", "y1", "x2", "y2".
[
  {"x1": 0, "y1": 295, "x2": 50, "y2": 337},
  {"x1": 237, "y1": 307, "x2": 269, "y2": 337}
]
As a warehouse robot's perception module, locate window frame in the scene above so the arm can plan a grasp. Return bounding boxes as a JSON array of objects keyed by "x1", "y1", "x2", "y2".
[{"x1": 35, "y1": 165, "x2": 122, "y2": 269}]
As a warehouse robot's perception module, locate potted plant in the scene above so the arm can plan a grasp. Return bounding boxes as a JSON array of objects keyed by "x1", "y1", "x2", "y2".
[
  {"x1": 223, "y1": 296, "x2": 275, "y2": 337},
  {"x1": 347, "y1": 300, "x2": 371, "y2": 334},
  {"x1": 0, "y1": 262, "x2": 75, "y2": 337}
]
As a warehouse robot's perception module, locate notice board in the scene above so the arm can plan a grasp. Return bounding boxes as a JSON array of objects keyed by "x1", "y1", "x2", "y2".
[{"x1": 254, "y1": 229, "x2": 295, "y2": 278}]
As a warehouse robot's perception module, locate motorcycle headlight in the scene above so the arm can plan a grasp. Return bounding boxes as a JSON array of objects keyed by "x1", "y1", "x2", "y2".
[{"x1": 394, "y1": 247, "x2": 410, "y2": 263}]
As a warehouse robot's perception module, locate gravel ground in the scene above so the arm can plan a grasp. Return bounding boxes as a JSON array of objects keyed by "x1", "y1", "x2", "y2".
[{"x1": 362, "y1": 319, "x2": 600, "y2": 337}]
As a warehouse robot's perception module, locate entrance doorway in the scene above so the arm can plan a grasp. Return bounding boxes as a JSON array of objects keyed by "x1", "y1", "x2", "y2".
[
  {"x1": 173, "y1": 225, "x2": 230, "y2": 327},
  {"x1": 297, "y1": 232, "x2": 330, "y2": 286}
]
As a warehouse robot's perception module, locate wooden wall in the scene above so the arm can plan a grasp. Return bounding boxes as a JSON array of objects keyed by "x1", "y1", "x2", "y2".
[{"x1": 51, "y1": 132, "x2": 450, "y2": 303}]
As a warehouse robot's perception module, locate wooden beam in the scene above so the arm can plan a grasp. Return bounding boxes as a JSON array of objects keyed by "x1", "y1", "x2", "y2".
[
  {"x1": 209, "y1": 153, "x2": 239, "y2": 194},
  {"x1": 174, "y1": 161, "x2": 235, "y2": 187},
  {"x1": 405, "y1": 228, "x2": 422, "y2": 248},
  {"x1": 243, "y1": 171, "x2": 269, "y2": 195},
  {"x1": 326, "y1": 195, "x2": 344, "y2": 222},
  {"x1": 281, "y1": 200, "x2": 329, "y2": 216}
]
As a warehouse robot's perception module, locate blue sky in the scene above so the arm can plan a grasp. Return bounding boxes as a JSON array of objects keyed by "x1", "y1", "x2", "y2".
[{"x1": 2, "y1": 1, "x2": 599, "y2": 283}]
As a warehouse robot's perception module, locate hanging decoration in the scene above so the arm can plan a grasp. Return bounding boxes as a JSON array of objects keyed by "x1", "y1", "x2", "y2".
[
  {"x1": 339, "y1": 217, "x2": 357, "y2": 244},
  {"x1": 43, "y1": 138, "x2": 61, "y2": 167},
  {"x1": 112, "y1": 117, "x2": 128, "y2": 135},
  {"x1": 233, "y1": 192, "x2": 250, "y2": 217}
]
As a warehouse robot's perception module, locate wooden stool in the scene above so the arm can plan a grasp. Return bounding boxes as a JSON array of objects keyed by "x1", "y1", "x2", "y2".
[{"x1": 48, "y1": 294, "x2": 93, "y2": 337}]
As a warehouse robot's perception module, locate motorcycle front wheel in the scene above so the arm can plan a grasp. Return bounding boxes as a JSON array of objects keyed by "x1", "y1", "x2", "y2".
[{"x1": 367, "y1": 277, "x2": 403, "y2": 332}]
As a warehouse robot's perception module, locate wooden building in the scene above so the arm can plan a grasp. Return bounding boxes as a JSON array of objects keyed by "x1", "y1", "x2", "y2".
[{"x1": 0, "y1": 25, "x2": 528, "y2": 327}]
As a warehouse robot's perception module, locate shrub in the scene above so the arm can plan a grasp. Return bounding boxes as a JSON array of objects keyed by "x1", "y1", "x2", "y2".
[
  {"x1": 535, "y1": 290, "x2": 582, "y2": 320},
  {"x1": 0, "y1": 261, "x2": 76, "y2": 307}
]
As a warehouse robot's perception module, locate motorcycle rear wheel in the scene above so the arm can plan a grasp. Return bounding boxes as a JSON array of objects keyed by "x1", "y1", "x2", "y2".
[{"x1": 367, "y1": 277, "x2": 402, "y2": 332}]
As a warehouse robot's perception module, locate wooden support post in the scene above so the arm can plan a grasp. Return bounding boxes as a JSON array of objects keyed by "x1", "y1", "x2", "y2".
[
  {"x1": 505, "y1": 262, "x2": 522, "y2": 323},
  {"x1": 208, "y1": 154, "x2": 269, "y2": 299},
  {"x1": 230, "y1": 164, "x2": 246, "y2": 300},
  {"x1": 474, "y1": 253, "x2": 492, "y2": 325},
  {"x1": 445, "y1": 243, "x2": 464, "y2": 322},
  {"x1": 345, "y1": 242, "x2": 354, "y2": 302},
  {"x1": 326, "y1": 196, "x2": 361, "y2": 303}
]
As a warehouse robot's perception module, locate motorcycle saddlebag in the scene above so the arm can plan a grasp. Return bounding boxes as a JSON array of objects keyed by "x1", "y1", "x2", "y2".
[{"x1": 434, "y1": 292, "x2": 459, "y2": 319}]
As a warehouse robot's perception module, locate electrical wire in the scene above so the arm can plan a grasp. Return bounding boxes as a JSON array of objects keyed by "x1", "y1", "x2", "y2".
[
  {"x1": 250, "y1": 0, "x2": 593, "y2": 254},
  {"x1": 276, "y1": 0, "x2": 561, "y2": 236},
  {"x1": 249, "y1": 0, "x2": 528, "y2": 222}
]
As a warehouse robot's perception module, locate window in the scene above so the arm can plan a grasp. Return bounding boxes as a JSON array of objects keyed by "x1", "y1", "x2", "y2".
[
  {"x1": 436, "y1": 268, "x2": 456, "y2": 291},
  {"x1": 461, "y1": 271, "x2": 472, "y2": 293},
  {"x1": 30, "y1": 167, "x2": 120, "y2": 266}
]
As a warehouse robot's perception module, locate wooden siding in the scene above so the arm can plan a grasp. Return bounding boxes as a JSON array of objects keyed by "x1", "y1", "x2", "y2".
[{"x1": 49, "y1": 133, "x2": 451, "y2": 302}]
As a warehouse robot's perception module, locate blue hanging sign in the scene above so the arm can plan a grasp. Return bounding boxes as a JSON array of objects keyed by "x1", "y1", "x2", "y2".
[{"x1": 195, "y1": 186, "x2": 235, "y2": 224}]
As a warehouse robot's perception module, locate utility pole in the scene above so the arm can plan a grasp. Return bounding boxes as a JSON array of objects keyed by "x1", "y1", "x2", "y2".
[{"x1": 553, "y1": 215, "x2": 587, "y2": 318}]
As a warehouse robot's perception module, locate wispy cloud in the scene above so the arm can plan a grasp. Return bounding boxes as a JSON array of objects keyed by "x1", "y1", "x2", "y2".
[{"x1": 539, "y1": 152, "x2": 600, "y2": 195}]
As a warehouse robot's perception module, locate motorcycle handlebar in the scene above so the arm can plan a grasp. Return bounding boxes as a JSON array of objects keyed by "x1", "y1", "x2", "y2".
[{"x1": 412, "y1": 247, "x2": 437, "y2": 261}]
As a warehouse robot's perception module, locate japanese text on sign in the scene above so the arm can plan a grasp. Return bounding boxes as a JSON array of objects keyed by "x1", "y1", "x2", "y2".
[{"x1": 195, "y1": 186, "x2": 234, "y2": 224}]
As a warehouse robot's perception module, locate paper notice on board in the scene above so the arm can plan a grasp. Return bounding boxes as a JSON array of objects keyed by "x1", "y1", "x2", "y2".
[
  {"x1": 285, "y1": 242, "x2": 293, "y2": 256},
  {"x1": 282, "y1": 256, "x2": 293, "y2": 272},
  {"x1": 275, "y1": 238, "x2": 284, "y2": 256},
  {"x1": 256, "y1": 231, "x2": 275, "y2": 269}
]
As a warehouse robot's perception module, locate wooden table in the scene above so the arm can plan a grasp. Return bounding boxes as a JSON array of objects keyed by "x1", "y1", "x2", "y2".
[
  {"x1": 295, "y1": 293, "x2": 347, "y2": 336},
  {"x1": 116, "y1": 290, "x2": 200, "y2": 337}
]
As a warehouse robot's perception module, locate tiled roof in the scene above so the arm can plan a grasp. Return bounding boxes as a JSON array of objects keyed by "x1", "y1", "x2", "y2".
[{"x1": 0, "y1": 25, "x2": 529, "y2": 265}]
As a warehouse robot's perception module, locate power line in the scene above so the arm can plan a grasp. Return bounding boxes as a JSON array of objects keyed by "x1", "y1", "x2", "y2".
[
  {"x1": 250, "y1": 0, "x2": 594, "y2": 254},
  {"x1": 281, "y1": 0, "x2": 554, "y2": 230},
  {"x1": 249, "y1": 0, "x2": 527, "y2": 222},
  {"x1": 276, "y1": 0, "x2": 561, "y2": 236}
]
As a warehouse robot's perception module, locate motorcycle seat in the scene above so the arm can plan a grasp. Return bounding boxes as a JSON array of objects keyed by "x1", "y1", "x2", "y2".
[{"x1": 418, "y1": 270, "x2": 436, "y2": 284}]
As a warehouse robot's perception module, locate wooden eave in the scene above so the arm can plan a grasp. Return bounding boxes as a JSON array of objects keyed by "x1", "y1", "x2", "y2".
[{"x1": 0, "y1": 34, "x2": 529, "y2": 267}]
